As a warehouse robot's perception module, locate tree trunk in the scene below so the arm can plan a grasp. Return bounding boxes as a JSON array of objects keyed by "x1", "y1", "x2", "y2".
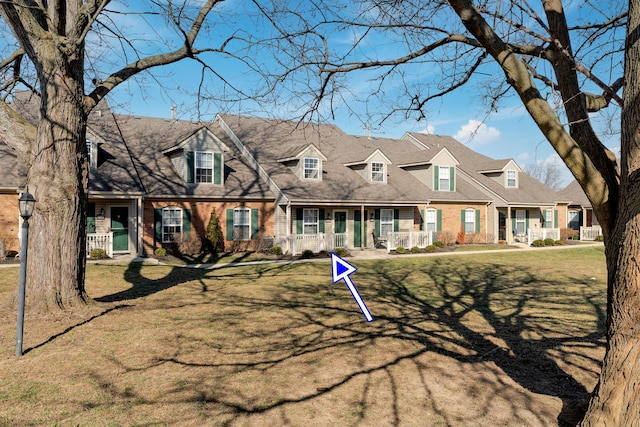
[
  {"x1": 25, "y1": 39, "x2": 89, "y2": 311},
  {"x1": 581, "y1": 2, "x2": 640, "y2": 424}
]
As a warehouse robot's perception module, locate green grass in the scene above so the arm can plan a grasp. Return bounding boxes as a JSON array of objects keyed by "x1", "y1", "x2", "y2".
[{"x1": 0, "y1": 247, "x2": 607, "y2": 426}]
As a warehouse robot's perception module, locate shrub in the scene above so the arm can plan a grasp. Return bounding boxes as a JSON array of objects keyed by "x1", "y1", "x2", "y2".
[
  {"x1": 395, "y1": 246, "x2": 406, "y2": 254},
  {"x1": 179, "y1": 233, "x2": 202, "y2": 256},
  {"x1": 531, "y1": 239, "x2": 545, "y2": 247},
  {"x1": 410, "y1": 246, "x2": 421, "y2": 253},
  {"x1": 544, "y1": 238, "x2": 556, "y2": 246},
  {"x1": 437, "y1": 231, "x2": 457, "y2": 246},
  {"x1": 154, "y1": 247, "x2": 167, "y2": 257},
  {"x1": 433, "y1": 240, "x2": 445, "y2": 248},
  {"x1": 595, "y1": 235, "x2": 604, "y2": 242},
  {"x1": 89, "y1": 248, "x2": 108, "y2": 259},
  {"x1": 456, "y1": 230, "x2": 466, "y2": 245},
  {"x1": 318, "y1": 250, "x2": 330, "y2": 258},
  {"x1": 206, "y1": 210, "x2": 224, "y2": 254},
  {"x1": 424, "y1": 245, "x2": 436, "y2": 253},
  {"x1": 301, "y1": 249, "x2": 314, "y2": 258},
  {"x1": 497, "y1": 240, "x2": 507, "y2": 245},
  {"x1": 555, "y1": 240, "x2": 564, "y2": 245},
  {"x1": 334, "y1": 247, "x2": 348, "y2": 257},
  {"x1": 268, "y1": 245, "x2": 283, "y2": 255}
]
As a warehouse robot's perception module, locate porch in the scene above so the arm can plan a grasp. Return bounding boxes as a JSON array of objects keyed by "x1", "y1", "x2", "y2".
[
  {"x1": 286, "y1": 233, "x2": 349, "y2": 256},
  {"x1": 87, "y1": 233, "x2": 114, "y2": 258},
  {"x1": 526, "y1": 228, "x2": 560, "y2": 245},
  {"x1": 580, "y1": 225, "x2": 603, "y2": 241},
  {"x1": 385, "y1": 231, "x2": 434, "y2": 253}
]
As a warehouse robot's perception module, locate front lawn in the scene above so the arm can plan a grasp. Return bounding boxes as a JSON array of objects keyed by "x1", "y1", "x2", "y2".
[{"x1": 0, "y1": 247, "x2": 606, "y2": 426}]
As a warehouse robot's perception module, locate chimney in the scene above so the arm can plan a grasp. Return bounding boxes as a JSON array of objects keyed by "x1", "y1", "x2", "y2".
[{"x1": 171, "y1": 105, "x2": 177, "y2": 120}]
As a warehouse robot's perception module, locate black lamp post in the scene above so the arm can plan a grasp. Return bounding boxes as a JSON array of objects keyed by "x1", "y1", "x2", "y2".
[{"x1": 16, "y1": 190, "x2": 35, "y2": 357}]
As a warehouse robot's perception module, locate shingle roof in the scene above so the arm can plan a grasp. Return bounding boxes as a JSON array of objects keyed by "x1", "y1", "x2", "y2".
[
  {"x1": 114, "y1": 114, "x2": 276, "y2": 199},
  {"x1": 557, "y1": 180, "x2": 591, "y2": 207}
]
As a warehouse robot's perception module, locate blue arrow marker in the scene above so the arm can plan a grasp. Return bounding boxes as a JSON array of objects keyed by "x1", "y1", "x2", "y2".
[{"x1": 330, "y1": 253, "x2": 374, "y2": 322}]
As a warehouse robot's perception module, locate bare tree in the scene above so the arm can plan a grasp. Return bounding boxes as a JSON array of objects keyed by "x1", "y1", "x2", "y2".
[
  {"x1": 255, "y1": 0, "x2": 632, "y2": 424},
  {"x1": 0, "y1": 0, "x2": 284, "y2": 310},
  {"x1": 524, "y1": 161, "x2": 564, "y2": 190}
]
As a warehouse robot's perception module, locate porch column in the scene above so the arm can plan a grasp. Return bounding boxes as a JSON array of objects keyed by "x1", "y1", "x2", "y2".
[
  {"x1": 137, "y1": 196, "x2": 144, "y2": 256},
  {"x1": 360, "y1": 205, "x2": 365, "y2": 250},
  {"x1": 507, "y1": 206, "x2": 512, "y2": 244},
  {"x1": 286, "y1": 204, "x2": 291, "y2": 254}
]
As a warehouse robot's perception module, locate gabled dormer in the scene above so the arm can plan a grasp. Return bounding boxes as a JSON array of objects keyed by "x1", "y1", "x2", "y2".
[
  {"x1": 479, "y1": 159, "x2": 522, "y2": 189},
  {"x1": 397, "y1": 147, "x2": 459, "y2": 192},
  {"x1": 344, "y1": 149, "x2": 392, "y2": 184},
  {"x1": 162, "y1": 127, "x2": 229, "y2": 185},
  {"x1": 86, "y1": 129, "x2": 107, "y2": 170},
  {"x1": 277, "y1": 144, "x2": 327, "y2": 181}
]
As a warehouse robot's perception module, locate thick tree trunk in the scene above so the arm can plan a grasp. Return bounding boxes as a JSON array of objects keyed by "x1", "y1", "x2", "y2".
[
  {"x1": 581, "y1": 2, "x2": 640, "y2": 424},
  {"x1": 25, "y1": 40, "x2": 89, "y2": 311}
]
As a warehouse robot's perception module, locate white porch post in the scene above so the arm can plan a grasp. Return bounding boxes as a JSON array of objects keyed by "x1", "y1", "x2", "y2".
[
  {"x1": 286, "y1": 204, "x2": 291, "y2": 254},
  {"x1": 361, "y1": 205, "x2": 365, "y2": 250},
  {"x1": 507, "y1": 206, "x2": 512, "y2": 244}
]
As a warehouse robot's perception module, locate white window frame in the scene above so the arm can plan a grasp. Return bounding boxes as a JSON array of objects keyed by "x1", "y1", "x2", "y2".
[
  {"x1": 515, "y1": 210, "x2": 526, "y2": 234},
  {"x1": 544, "y1": 209, "x2": 554, "y2": 228},
  {"x1": 425, "y1": 208, "x2": 437, "y2": 232},
  {"x1": 506, "y1": 170, "x2": 518, "y2": 188},
  {"x1": 371, "y1": 162, "x2": 385, "y2": 183},
  {"x1": 568, "y1": 210, "x2": 580, "y2": 229},
  {"x1": 195, "y1": 151, "x2": 214, "y2": 183},
  {"x1": 438, "y1": 166, "x2": 450, "y2": 191},
  {"x1": 303, "y1": 208, "x2": 319, "y2": 234},
  {"x1": 303, "y1": 157, "x2": 320, "y2": 180},
  {"x1": 86, "y1": 140, "x2": 95, "y2": 169},
  {"x1": 162, "y1": 207, "x2": 183, "y2": 243},
  {"x1": 233, "y1": 207, "x2": 251, "y2": 240},
  {"x1": 464, "y1": 208, "x2": 475, "y2": 234},
  {"x1": 380, "y1": 208, "x2": 394, "y2": 239}
]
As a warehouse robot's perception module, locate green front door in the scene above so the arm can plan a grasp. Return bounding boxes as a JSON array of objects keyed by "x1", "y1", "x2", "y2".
[
  {"x1": 353, "y1": 210, "x2": 368, "y2": 247},
  {"x1": 334, "y1": 211, "x2": 346, "y2": 234},
  {"x1": 111, "y1": 206, "x2": 129, "y2": 251}
]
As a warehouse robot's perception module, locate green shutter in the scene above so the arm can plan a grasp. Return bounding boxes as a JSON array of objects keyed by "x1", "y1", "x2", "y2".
[
  {"x1": 186, "y1": 151, "x2": 195, "y2": 183},
  {"x1": 461, "y1": 209, "x2": 465, "y2": 228},
  {"x1": 251, "y1": 208, "x2": 259, "y2": 239},
  {"x1": 434, "y1": 166, "x2": 439, "y2": 191},
  {"x1": 420, "y1": 209, "x2": 425, "y2": 231},
  {"x1": 87, "y1": 203, "x2": 96, "y2": 234},
  {"x1": 296, "y1": 208, "x2": 303, "y2": 234},
  {"x1": 154, "y1": 208, "x2": 163, "y2": 243},
  {"x1": 319, "y1": 209, "x2": 325, "y2": 233},
  {"x1": 511, "y1": 216, "x2": 516, "y2": 233},
  {"x1": 354, "y1": 210, "x2": 362, "y2": 247},
  {"x1": 437, "y1": 210, "x2": 442, "y2": 232},
  {"x1": 475, "y1": 209, "x2": 481, "y2": 233},
  {"x1": 214, "y1": 153, "x2": 222, "y2": 185},
  {"x1": 394, "y1": 209, "x2": 400, "y2": 232},
  {"x1": 183, "y1": 209, "x2": 191, "y2": 237},
  {"x1": 554, "y1": 209, "x2": 559, "y2": 228},
  {"x1": 226, "y1": 209, "x2": 234, "y2": 240},
  {"x1": 375, "y1": 209, "x2": 381, "y2": 236},
  {"x1": 450, "y1": 167, "x2": 455, "y2": 191}
]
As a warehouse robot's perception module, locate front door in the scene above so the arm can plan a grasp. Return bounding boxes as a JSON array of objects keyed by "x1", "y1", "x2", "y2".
[
  {"x1": 354, "y1": 210, "x2": 368, "y2": 247},
  {"x1": 334, "y1": 211, "x2": 346, "y2": 234},
  {"x1": 111, "y1": 206, "x2": 129, "y2": 252}
]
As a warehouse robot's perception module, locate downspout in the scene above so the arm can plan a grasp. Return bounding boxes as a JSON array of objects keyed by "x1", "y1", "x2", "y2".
[{"x1": 485, "y1": 202, "x2": 490, "y2": 243}]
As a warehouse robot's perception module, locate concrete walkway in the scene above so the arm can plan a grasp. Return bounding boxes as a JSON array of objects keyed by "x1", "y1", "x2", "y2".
[{"x1": 0, "y1": 242, "x2": 604, "y2": 269}]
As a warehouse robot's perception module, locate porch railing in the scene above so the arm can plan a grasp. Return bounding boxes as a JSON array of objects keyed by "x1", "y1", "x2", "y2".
[
  {"x1": 580, "y1": 225, "x2": 603, "y2": 241},
  {"x1": 527, "y1": 228, "x2": 560, "y2": 245},
  {"x1": 289, "y1": 233, "x2": 348, "y2": 255},
  {"x1": 386, "y1": 231, "x2": 433, "y2": 253},
  {"x1": 87, "y1": 232, "x2": 113, "y2": 258}
]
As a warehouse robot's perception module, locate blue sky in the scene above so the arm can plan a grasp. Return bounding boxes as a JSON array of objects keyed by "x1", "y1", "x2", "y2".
[{"x1": 104, "y1": 0, "x2": 623, "y2": 190}]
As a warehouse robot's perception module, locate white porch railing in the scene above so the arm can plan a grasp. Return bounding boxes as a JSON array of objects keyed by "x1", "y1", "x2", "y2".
[
  {"x1": 580, "y1": 225, "x2": 603, "y2": 241},
  {"x1": 87, "y1": 233, "x2": 113, "y2": 258},
  {"x1": 289, "y1": 233, "x2": 348, "y2": 255},
  {"x1": 527, "y1": 228, "x2": 560, "y2": 245},
  {"x1": 386, "y1": 231, "x2": 433, "y2": 253}
]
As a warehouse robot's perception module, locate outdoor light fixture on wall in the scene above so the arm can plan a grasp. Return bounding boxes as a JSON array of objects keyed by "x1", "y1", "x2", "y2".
[{"x1": 16, "y1": 189, "x2": 36, "y2": 357}]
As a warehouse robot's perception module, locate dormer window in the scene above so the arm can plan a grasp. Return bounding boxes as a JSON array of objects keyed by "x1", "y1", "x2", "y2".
[
  {"x1": 303, "y1": 157, "x2": 320, "y2": 180},
  {"x1": 435, "y1": 165, "x2": 454, "y2": 191},
  {"x1": 506, "y1": 170, "x2": 517, "y2": 187},
  {"x1": 86, "y1": 140, "x2": 95, "y2": 169},
  {"x1": 371, "y1": 162, "x2": 385, "y2": 183},
  {"x1": 195, "y1": 152, "x2": 214, "y2": 183}
]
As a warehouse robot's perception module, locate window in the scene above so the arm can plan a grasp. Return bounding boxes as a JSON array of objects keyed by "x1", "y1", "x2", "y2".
[
  {"x1": 86, "y1": 141, "x2": 94, "y2": 169},
  {"x1": 233, "y1": 207, "x2": 251, "y2": 240},
  {"x1": 162, "y1": 207, "x2": 182, "y2": 242},
  {"x1": 507, "y1": 170, "x2": 517, "y2": 187},
  {"x1": 425, "y1": 209, "x2": 437, "y2": 232},
  {"x1": 515, "y1": 210, "x2": 526, "y2": 234},
  {"x1": 464, "y1": 208, "x2": 476, "y2": 234},
  {"x1": 195, "y1": 152, "x2": 214, "y2": 183},
  {"x1": 544, "y1": 209, "x2": 554, "y2": 228},
  {"x1": 568, "y1": 210, "x2": 580, "y2": 230},
  {"x1": 438, "y1": 166, "x2": 450, "y2": 191},
  {"x1": 371, "y1": 162, "x2": 385, "y2": 182},
  {"x1": 303, "y1": 157, "x2": 320, "y2": 179},
  {"x1": 303, "y1": 208, "x2": 319, "y2": 234},
  {"x1": 380, "y1": 209, "x2": 394, "y2": 238}
]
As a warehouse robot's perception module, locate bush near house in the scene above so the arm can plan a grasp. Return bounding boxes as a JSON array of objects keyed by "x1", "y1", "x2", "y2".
[
  {"x1": 334, "y1": 247, "x2": 348, "y2": 257},
  {"x1": 154, "y1": 248, "x2": 167, "y2": 257},
  {"x1": 89, "y1": 248, "x2": 108, "y2": 259},
  {"x1": 532, "y1": 240, "x2": 545, "y2": 247},
  {"x1": 433, "y1": 241, "x2": 445, "y2": 248},
  {"x1": 424, "y1": 245, "x2": 436, "y2": 253},
  {"x1": 268, "y1": 245, "x2": 283, "y2": 255},
  {"x1": 395, "y1": 246, "x2": 406, "y2": 254},
  {"x1": 410, "y1": 246, "x2": 421, "y2": 253},
  {"x1": 544, "y1": 238, "x2": 556, "y2": 246}
]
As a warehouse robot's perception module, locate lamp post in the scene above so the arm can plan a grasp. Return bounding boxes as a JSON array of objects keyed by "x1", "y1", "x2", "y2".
[{"x1": 16, "y1": 190, "x2": 35, "y2": 357}]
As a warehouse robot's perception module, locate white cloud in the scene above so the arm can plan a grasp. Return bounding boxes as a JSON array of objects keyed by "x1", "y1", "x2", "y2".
[
  {"x1": 454, "y1": 120, "x2": 500, "y2": 145},
  {"x1": 421, "y1": 124, "x2": 436, "y2": 134}
]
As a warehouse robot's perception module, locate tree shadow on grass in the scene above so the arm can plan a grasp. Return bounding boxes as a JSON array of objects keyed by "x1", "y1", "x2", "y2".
[{"x1": 84, "y1": 257, "x2": 604, "y2": 426}]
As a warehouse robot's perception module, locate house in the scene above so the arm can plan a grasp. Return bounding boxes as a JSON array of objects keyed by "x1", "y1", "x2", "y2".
[
  {"x1": 1, "y1": 93, "x2": 566, "y2": 256},
  {"x1": 557, "y1": 180, "x2": 602, "y2": 240}
]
